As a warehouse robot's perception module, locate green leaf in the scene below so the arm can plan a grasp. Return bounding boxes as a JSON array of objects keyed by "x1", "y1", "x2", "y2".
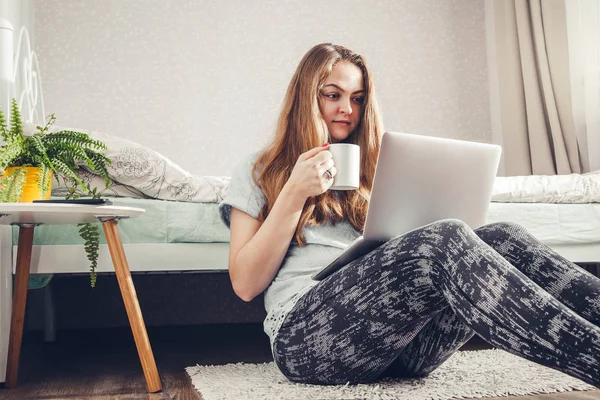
[
  {"x1": 78, "y1": 222, "x2": 100, "y2": 288},
  {"x1": 0, "y1": 167, "x2": 26, "y2": 202},
  {"x1": 0, "y1": 107, "x2": 9, "y2": 143},
  {"x1": 0, "y1": 141, "x2": 25, "y2": 171},
  {"x1": 39, "y1": 164, "x2": 51, "y2": 198},
  {"x1": 9, "y1": 99, "x2": 23, "y2": 141},
  {"x1": 30, "y1": 134, "x2": 55, "y2": 171}
]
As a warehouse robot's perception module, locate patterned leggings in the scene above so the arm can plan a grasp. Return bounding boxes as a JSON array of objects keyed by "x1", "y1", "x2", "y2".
[{"x1": 272, "y1": 220, "x2": 600, "y2": 387}]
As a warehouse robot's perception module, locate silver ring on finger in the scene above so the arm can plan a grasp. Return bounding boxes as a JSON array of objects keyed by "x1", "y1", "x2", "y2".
[{"x1": 324, "y1": 169, "x2": 333, "y2": 180}]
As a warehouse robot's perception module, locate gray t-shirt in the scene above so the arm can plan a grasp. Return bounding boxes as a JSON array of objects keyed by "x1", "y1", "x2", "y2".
[{"x1": 219, "y1": 154, "x2": 361, "y2": 349}]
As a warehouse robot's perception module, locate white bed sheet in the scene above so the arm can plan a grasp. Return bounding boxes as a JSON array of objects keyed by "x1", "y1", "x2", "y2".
[{"x1": 486, "y1": 203, "x2": 600, "y2": 263}]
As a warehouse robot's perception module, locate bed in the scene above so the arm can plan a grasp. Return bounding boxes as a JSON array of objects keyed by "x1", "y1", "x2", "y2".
[
  {"x1": 5, "y1": 186, "x2": 600, "y2": 273},
  {"x1": 488, "y1": 172, "x2": 600, "y2": 264},
  {"x1": 1, "y1": 15, "x2": 599, "y2": 385},
  {"x1": 9, "y1": 201, "x2": 599, "y2": 275}
]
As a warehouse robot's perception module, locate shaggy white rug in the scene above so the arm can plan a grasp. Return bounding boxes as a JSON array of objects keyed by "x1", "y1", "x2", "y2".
[{"x1": 186, "y1": 349, "x2": 597, "y2": 400}]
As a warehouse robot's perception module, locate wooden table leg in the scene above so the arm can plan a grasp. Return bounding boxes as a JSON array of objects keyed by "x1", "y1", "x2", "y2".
[
  {"x1": 101, "y1": 219, "x2": 162, "y2": 393},
  {"x1": 5, "y1": 226, "x2": 35, "y2": 388}
]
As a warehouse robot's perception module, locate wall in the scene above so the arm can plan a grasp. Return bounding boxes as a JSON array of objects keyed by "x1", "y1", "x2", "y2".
[{"x1": 35, "y1": 0, "x2": 490, "y2": 176}]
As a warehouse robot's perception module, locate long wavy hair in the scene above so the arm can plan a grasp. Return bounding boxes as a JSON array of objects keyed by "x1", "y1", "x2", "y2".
[{"x1": 252, "y1": 43, "x2": 384, "y2": 245}]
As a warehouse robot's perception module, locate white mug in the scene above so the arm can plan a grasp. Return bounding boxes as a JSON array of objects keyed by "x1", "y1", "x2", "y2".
[{"x1": 328, "y1": 143, "x2": 360, "y2": 190}]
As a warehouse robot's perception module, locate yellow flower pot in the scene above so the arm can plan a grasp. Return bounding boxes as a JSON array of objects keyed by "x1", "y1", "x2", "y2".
[{"x1": 3, "y1": 166, "x2": 53, "y2": 202}]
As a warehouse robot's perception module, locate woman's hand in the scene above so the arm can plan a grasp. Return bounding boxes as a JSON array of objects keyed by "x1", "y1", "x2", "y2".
[{"x1": 286, "y1": 144, "x2": 337, "y2": 200}]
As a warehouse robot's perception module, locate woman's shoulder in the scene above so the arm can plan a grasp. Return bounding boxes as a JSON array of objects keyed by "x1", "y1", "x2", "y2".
[
  {"x1": 219, "y1": 150, "x2": 266, "y2": 225},
  {"x1": 231, "y1": 150, "x2": 262, "y2": 181}
]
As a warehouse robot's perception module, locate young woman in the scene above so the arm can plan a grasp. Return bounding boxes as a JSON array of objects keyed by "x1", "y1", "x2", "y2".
[{"x1": 219, "y1": 43, "x2": 600, "y2": 386}]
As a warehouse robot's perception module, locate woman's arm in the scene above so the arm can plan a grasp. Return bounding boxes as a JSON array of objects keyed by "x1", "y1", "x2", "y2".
[
  {"x1": 228, "y1": 145, "x2": 336, "y2": 302},
  {"x1": 228, "y1": 186, "x2": 305, "y2": 302}
]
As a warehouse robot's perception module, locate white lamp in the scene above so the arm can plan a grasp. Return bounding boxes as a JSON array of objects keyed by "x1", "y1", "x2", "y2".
[{"x1": 0, "y1": 17, "x2": 13, "y2": 124}]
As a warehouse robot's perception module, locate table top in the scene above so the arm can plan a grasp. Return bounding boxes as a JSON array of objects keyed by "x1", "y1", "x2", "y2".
[{"x1": 0, "y1": 203, "x2": 145, "y2": 225}]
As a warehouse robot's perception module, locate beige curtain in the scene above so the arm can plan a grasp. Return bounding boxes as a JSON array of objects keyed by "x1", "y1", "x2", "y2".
[{"x1": 493, "y1": 0, "x2": 581, "y2": 176}]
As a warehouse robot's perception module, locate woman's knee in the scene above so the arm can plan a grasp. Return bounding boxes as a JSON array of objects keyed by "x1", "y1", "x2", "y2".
[
  {"x1": 427, "y1": 218, "x2": 473, "y2": 237},
  {"x1": 392, "y1": 219, "x2": 472, "y2": 245},
  {"x1": 476, "y1": 221, "x2": 529, "y2": 241},
  {"x1": 383, "y1": 218, "x2": 482, "y2": 268},
  {"x1": 483, "y1": 221, "x2": 525, "y2": 231},
  {"x1": 402, "y1": 219, "x2": 479, "y2": 258},
  {"x1": 430, "y1": 219, "x2": 530, "y2": 240}
]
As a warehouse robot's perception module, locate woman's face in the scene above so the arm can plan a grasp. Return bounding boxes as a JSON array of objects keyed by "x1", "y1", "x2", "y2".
[{"x1": 319, "y1": 61, "x2": 365, "y2": 143}]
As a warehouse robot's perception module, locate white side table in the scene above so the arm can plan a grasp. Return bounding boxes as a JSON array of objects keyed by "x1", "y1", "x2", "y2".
[{"x1": 0, "y1": 203, "x2": 161, "y2": 393}]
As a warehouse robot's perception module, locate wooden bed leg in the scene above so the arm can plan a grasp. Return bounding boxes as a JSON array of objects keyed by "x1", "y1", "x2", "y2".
[
  {"x1": 101, "y1": 219, "x2": 162, "y2": 393},
  {"x1": 5, "y1": 225, "x2": 35, "y2": 388}
]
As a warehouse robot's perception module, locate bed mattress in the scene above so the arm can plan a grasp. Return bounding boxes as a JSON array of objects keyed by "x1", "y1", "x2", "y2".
[
  {"x1": 18, "y1": 199, "x2": 600, "y2": 247},
  {"x1": 8, "y1": 199, "x2": 600, "y2": 277},
  {"x1": 486, "y1": 202, "x2": 600, "y2": 246},
  {"x1": 12, "y1": 197, "x2": 230, "y2": 245}
]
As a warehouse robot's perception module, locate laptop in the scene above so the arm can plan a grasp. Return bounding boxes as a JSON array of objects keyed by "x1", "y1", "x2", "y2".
[{"x1": 312, "y1": 131, "x2": 502, "y2": 280}]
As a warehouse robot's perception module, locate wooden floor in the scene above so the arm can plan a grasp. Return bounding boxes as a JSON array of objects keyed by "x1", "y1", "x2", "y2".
[{"x1": 0, "y1": 323, "x2": 598, "y2": 400}]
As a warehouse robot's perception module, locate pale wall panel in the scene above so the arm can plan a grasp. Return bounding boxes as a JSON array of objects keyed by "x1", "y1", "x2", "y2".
[{"x1": 35, "y1": 0, "x2": 490, "y2": 176}]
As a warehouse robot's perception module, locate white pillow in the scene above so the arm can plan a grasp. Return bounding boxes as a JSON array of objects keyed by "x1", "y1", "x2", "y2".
[
  {"x1": 491, "y1": 170, "x2": 600, "y2": 203},
  {"x1": 42, "y1": 125, "x2": 229, "y2": 203}
]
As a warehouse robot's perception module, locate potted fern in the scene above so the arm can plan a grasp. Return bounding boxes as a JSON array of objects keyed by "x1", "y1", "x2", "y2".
[{"x1": 0, "y1": 99, "x2": 112, "y2": 287}]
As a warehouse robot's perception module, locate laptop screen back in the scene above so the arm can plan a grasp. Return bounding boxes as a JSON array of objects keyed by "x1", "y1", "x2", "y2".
[{"x1": 363, "y1": 132, "x2": 502, "y2": 241}]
